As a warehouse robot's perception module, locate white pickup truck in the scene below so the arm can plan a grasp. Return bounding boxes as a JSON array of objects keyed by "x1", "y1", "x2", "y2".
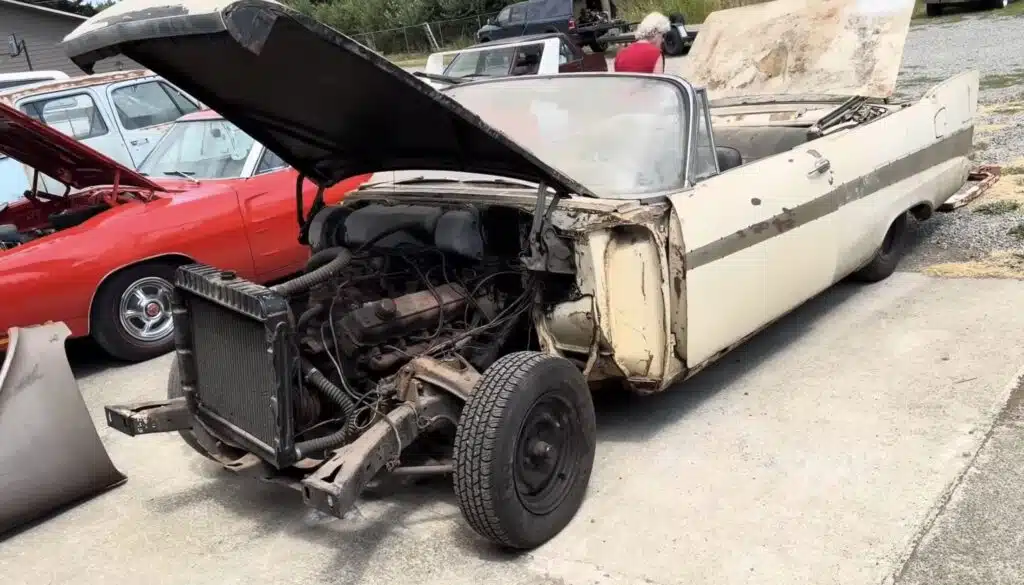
[{"x1": 415, "y1": 32, "x2": 607, "y2": 89}]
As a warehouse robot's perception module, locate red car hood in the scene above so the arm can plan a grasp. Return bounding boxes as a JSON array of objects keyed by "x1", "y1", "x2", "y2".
[{"x1": 0, "y1": 101, "x2": 164, "y2": 191}]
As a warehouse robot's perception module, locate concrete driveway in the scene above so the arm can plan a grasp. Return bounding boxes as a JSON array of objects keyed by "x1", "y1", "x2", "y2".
[{"x1": 3, "y1": 272, "x2": 1024, "y2": 585}]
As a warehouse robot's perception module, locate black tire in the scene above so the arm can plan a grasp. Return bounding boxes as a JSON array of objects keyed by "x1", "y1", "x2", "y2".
[
  {"x1": 926, "y1": 3, "x2": 942, "y2": 16},
  {"x1": 167, "y1": 356, "x2": 214, "y2": 459},
  {"x1": 851, "y1": 212, "x2": 910, "y2": 283},
  {"x1": 991, "y1": 0, "x2": 1009, "y2": 9},
  {"x1": 91, "y1": 261, "x2": 178, "y2": 362},
  {"x1": 452, "y1": 351, "x2": 597, "y2": 549},
  {"x1": 662, "y1": 26, "x2": 685, "y2": 57}
]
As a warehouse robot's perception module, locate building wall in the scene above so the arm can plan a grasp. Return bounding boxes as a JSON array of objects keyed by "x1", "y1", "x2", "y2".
[{"x1": 0, "y1": 4, "x2": 140, "y2": 76}]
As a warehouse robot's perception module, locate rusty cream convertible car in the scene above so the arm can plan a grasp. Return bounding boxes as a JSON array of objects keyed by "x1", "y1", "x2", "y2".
[{"x1": 10, "y1": 0, "x2": 972, "y2": 546}]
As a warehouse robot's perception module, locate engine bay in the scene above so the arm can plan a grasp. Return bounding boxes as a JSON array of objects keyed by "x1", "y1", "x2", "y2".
[
  {"x1": 0, "y1": 188, "x2": 145, "y2": 250},
  {"x1": 263, "y1": 201, "x2": 575, "y2": 458}
]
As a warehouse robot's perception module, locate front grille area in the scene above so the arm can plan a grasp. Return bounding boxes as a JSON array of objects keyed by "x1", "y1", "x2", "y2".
[
  {"x1": 189, "y1": 297, "x2": 278, "y2": 448},
  {"x1": 172, "y1": 264, "x2": 297, "y2": 468}
]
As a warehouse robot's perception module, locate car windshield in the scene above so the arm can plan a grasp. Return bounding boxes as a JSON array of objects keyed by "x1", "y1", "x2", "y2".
[
  {"x1": 444, "y1": 76, "x2": 689, "y2": 198},
  {"x1": 443, "y1": 46, "x2": 519, "y2": 79},
  {"x1": 138, "y1": 118, "x2": 255, "y2": 179}
]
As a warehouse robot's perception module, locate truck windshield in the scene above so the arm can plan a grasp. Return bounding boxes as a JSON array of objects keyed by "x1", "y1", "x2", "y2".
[
  {"x1": 445, "y1": 76, "x2": 689, "y2": 198},
  {"x1": 138, "y1": 118, "x2": 255, "y2": 180}
]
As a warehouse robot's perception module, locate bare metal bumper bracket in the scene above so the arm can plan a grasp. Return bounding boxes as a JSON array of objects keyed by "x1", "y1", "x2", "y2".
[{"x1": 104, "y1": 397, "x2": 191, "y2": 437}]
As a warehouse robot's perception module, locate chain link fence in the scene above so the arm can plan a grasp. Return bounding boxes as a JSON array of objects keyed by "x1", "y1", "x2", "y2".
[
  {"x1": 354, "y1": 0, "x2": 769, "y2": 59},
  {"x1": 352, "y1": 12, "x2": 500, "y2": 58}
]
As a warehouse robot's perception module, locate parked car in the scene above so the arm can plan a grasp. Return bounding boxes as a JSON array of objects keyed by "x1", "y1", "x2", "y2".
[
  {"x1": 0, "y1": 70, "x2": 69, "y2": 91},
  {"x1": 417, "y1": 33, "x2": 606, "y2": 88},
  {"x1": 924, "y1": 0, "x2": 1015, "y2": 16},
  {"x1": 0, "y1": 69, "x2": 203, "y2": 195},
  {"x1": 0, "y1": 103, "x2": 371, "y2": 361},
  {"x1": 59, "y1": 0, "x2": 972, "y2": 551}
]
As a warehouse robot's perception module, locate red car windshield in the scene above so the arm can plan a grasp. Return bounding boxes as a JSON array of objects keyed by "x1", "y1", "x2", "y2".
[{"x1": 138, "y1": 119, "x2": 256, "y2": 180}]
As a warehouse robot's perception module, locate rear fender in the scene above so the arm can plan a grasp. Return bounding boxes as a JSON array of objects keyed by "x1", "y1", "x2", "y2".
[{"x1": 0, "y1": 322, "x2": 126, "y2": 536}]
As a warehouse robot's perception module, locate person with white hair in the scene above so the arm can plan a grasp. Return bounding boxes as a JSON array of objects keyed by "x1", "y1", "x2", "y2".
[{"x1": 613, "y1": 11, "x2": 671, "y2": 74}]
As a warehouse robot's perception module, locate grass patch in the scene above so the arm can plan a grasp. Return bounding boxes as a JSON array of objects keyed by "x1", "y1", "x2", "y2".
[
  {"x1": 925, "y1": 251, "x2": 1024, "y2": 279},
  {"x1": 1010, "y1": 222, "x2": 1024, "y2": 241},
  {"x1": 992, "y1": 103, "x2": 1024, "y2": 115},
  {"x1": 1003, "y1": 165, "x2": 1024, "y2": 175},
  {"x1": 981, "y1": 71, "x2": 1024, "y2": 90},
  {"x1": 974, "y1": 200, "x2": 1021, "y2": 215}
]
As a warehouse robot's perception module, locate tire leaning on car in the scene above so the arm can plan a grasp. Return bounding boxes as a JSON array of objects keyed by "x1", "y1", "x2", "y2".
[
  {"x1": 452, "y1": 351, "x2": 597, "y2": 549},
  {"x1": 851, "y1": 212, "x2": 911, "y2": 283},
  {"x1": 90, "y1": 261, "x2": 179, "y2": 361}
]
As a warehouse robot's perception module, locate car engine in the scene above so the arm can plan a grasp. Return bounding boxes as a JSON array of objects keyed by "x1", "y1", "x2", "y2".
[{"x1": 173, "y1": 201, "x2": 567, "y2": 467}]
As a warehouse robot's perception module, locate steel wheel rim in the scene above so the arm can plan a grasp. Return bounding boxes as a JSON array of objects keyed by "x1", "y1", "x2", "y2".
[
  {"x1": 118, "y1": 276, "x2": 174, "y2": 342},
  {"x1": 513, "y1": 392, "x2": 582, "y2": 515}
]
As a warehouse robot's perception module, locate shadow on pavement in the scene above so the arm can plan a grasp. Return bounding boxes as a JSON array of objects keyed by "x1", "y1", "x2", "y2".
[
  {"x1": 592, "y1": 280, "x2": 863, "y2": 443},
  {"x1": 133, "y1": 280, "x2": 871, "y2": 579},
  {"x1": 65, "y1": 337, "x2": 134, "y2": 379}
]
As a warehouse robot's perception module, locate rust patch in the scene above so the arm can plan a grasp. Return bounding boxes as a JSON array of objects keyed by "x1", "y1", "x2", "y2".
[
  {"x1": 0, "y1": 69, "x2": 155, "y2": 105},
  {"x1": 938, "y1": 165, "x2": 1002, "y2": 212}
]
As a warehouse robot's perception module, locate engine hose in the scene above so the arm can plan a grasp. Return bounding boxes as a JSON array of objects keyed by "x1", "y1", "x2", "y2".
[
  {"x1": 293, "y1": 360, "x2": 357, "y2": 459},
  {"x1": 295, "y1": 304, "x2": 323, "y2": 330},
  {"x1": 271, "y1": 247, "x2": 352, "y2": 296}
]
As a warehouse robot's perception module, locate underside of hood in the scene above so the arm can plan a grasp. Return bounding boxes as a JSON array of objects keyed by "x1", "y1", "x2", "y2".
[
  {"x1": 675, "y1": 0, "x2": 915, "y2": 100},
  {"x1": 0, "y1": 101, "x2": 163, "y2": 191},
  {"x1": 61, "y1": 0, "x2": 597, "y2": 196}
]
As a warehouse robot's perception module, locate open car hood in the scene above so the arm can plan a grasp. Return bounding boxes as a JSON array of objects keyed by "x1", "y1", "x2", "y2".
[
  {"x1": 0, "y1": 102, "x2": 163, "y2": 191},
  {"x1": 676, "y1": 0, "x2": 915, "y2": 100},
  {"x1": 60, "y1": 0, "x2": 597, "y2": 196}
]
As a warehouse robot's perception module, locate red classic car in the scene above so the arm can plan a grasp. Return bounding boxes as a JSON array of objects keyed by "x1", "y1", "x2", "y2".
[{"x1": 0, "y1": 104, "x2": 370, "y2": 361}]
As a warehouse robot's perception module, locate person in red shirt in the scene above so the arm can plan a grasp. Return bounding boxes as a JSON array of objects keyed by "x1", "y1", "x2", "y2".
[{"x1": 613, "y1": 11, "x2": 671, "y2": 74}]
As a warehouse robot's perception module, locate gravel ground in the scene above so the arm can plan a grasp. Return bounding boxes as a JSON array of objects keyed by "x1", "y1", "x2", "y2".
[{"x1": 896, "y1": 10, "x2": 1024, "y2": 271}]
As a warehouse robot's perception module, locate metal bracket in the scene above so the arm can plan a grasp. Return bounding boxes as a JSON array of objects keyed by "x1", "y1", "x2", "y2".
[
  {"x1": 104, "y1": 397, "x2": 191, "y2": 437},
  {"x1": 299, "y1": 389, "x2": 459, "y2": 519}
]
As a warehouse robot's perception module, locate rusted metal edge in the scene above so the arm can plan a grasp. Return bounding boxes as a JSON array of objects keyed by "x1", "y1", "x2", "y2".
[{"x1": 938, "y1": 164, "x2": 1002, "y2": 212}]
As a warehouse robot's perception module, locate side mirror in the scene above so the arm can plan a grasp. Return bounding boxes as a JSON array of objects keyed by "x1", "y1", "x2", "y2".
[{"x1": 487, "y1": 17, "x2": 496, "y2": 25}]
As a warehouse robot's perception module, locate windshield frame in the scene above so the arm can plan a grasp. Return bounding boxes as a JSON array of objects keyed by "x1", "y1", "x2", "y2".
[
  {"x1": 137, "y1": 117, "x2": 265, "y2": 180},
  {"x1": 434, "y1": 72, "x2": 700, "y2": 199}
]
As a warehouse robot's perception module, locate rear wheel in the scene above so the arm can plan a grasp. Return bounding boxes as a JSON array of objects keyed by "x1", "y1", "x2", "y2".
[
  {"x1": 926, "y1": 3, "x2": 942, "y2": 16},
  {"x1": 453, "y1": 351, "x2": 596, "y2": 549},
  {"x1": 991, "y1": 0, "x2": 1009, "y2": 9},
  {"x1": 851, "y1": 212, "x2": 910, "y2": 283},
  {"x1": 91, "y1": 261, "x2": 179, "y2": 361}
]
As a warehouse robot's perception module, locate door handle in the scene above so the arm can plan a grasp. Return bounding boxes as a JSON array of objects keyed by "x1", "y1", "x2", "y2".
[
  {"x1": 130, "y1": 138, "x2": 149, "y2": 146},
  {"x1": 808, "y1": 157, "x2": 831, "y2": 177}
]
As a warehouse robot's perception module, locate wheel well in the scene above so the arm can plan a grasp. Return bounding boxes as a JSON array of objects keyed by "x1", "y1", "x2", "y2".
[
  {"x1": 909, "y1": 202, "x2": 933, "y2": 221},
  {"x1": 87, "y1": 254, "x2": 195, "y2": 333}
]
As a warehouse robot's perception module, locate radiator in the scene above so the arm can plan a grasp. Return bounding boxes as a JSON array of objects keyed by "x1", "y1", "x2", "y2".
[{"x1": 171, "y1": 264, "x2": 298, "y2": 468}]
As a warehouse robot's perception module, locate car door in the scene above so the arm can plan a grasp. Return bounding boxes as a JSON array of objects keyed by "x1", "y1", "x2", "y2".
[
  {"x1": 17, "y1": 88, "x2": 131, "y2": 194},
  {"x1": 669, "y1": 89, "x2": 839, "y2": 368},
  {"x1": 105, "y1": 78, "x2": 201, "y2": 166},
  {"x1": 819, "y1": 73, "x2": 977, "y2": 278}
]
